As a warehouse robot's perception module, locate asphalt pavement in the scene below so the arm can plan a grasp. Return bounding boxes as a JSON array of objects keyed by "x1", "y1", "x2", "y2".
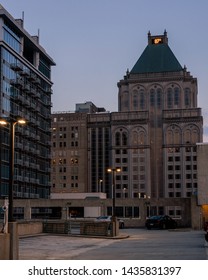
[{"x1": 19, "y1": 228, "x2": 208, "y2": 260}]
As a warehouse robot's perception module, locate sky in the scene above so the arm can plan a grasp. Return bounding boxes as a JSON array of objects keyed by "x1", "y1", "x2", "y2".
[{"x1": 1, "y1": 0, "x2": 208, "y2": 138}]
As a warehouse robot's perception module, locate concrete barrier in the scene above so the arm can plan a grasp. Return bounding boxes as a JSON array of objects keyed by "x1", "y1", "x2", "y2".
[
  {"x1": 0, "y1": 233, "x2": 10, "y2": 260},
  {"x1": 18, "y1": 221, "x2": 43, "y2": 236},
  {"x1": 80, "y1": 222, "x2": 109, "y2": 236}
]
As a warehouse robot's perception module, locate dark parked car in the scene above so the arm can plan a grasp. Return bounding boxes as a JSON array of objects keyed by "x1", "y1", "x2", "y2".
[
  {"x1": 204, "y1": 221, "x2": 208, "y2": 232},
  {"x1": 145, "y1": 215, "x2": 177, "y2": 230}
]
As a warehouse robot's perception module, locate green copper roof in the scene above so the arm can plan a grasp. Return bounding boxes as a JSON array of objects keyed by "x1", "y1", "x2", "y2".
[{"x1": 130, "y1": 43, "x2": 183, "y2": 74}]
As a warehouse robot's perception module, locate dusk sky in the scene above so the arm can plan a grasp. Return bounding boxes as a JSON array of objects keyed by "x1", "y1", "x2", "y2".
[{"x1": 1, "y1": 0, "x2": 208, "y2": 139}]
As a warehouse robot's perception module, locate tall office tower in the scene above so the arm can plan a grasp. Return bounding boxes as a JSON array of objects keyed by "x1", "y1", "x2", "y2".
[
  {"x1": 51, "y1": 102, "x2": 105, "y2": 194},
  {"x1": 0, "y1": 5, "x2": 55, "y2": 202},
  {"x1": 117, "y1": 31, "x2": 203, "y2": 199}
]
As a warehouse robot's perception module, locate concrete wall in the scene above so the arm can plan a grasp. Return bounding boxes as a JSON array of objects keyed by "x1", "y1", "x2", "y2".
[
  {"x1": 0, "y1": 197, "x2": 202, "y2": 229},
  {"x1": 18, "y1": 222, "x2": 43, "y2": 236},
  {"x1": 0, "y1": 233, "x2": 10, "y2": 260},
  {"x1": 84, "y1": 207, "x2": 101, "y2": 217}
]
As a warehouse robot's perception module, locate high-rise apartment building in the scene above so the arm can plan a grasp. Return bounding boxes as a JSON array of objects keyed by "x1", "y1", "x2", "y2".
[{"x1": 0, "y1": 5, "x2": 55, "y2": 201}]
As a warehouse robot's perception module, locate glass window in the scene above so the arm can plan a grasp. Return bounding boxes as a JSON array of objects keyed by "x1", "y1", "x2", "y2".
[
  {"x1": 133, "y1": 91, "x2": 138, "y2": 109},
  {"x1": 150, "y1": 89, "x2": 155, "y2": 106},
  {"x1": 115, "y1": 132, "x2": 120, "y2": 146},
  {"x1": 185, "y1": 88, "x2": 191, "y2": 106},
  {"x1": 174, "y1": 87, "x2": 180, "y2": 106},
  {"x1": 140, "y1": 91, "x2": 145, "y2": 109},
  {"x1": 157, "y1": 88, "x2": 162, "y2": 108},
  {"x1": 122, "y1": 132, "x2": 128, "y2": 146},
  {"x1": 3, "y1": 24, "x2": 21, "y2": 53},
  {"x1": 167, "y1": 88, "x2": 173, "y2": 108}
]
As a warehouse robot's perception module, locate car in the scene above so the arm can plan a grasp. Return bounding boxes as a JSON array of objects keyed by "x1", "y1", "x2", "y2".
[
  {"x1": 95, "y1": 216, "x2": 125, "y2": 229},
  {"x1": 204, "y1": 221, "x2": 208, "y2": 232},
  {"x1": 145, "y1": 215, "x2": 177, "y2": 230}
]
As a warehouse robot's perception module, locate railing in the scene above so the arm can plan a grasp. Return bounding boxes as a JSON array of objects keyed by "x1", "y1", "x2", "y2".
[{"x1": 43, "y1": 220, "x2": 112, "y2": 236}]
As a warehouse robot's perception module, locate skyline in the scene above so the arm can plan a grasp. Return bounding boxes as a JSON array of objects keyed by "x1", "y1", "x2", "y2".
[{"x1": 1, "y1": 0, "x2": 208, "y2": 139}]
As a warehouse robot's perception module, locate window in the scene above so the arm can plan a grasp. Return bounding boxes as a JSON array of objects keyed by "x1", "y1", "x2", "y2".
[
  {"x1": 168, "y1": 156, "x2": 173, "y2": 162},
  {"x1": 157, "y1": 89, "x2": 162, "y2": 108},
  {"x1": 176, "y1": 192, "x2": 181, "y2": 197},
  {"x1": 115, "y1": 132, "x2": 120, "y2": 146},
  {"x1": 167, "y1": 88, "x2": 173, "y2": 108},
  {"x1": 140, "y1": 91, "x2": 145, "y2": 109},
  {"x1": 122, "y1": 132, "x2": 127, "y2": 146},
  {"x1": 168, "y1": 183, "x2": 173, "y2": 188},
  {"x1": 174, "y1": 87, "x2": 180, "y2": 106},
  {"x1": 186, "y1": 183, "x2": 192, "y2": 188},
  {"x1": 150, "y1": 89, "x2": 155, "y2": 106},
  {"x1": 185, "y1": 88, "x2": 191, "y2": 107},
  {"x1": 186, "y1": 165, "x2": 191, "y2": 170},
  {"x1": 133, "y1": 91, "x2": 138, "y2": 109}
]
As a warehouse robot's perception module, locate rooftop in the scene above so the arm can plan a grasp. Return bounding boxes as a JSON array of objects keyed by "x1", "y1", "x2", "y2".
[{"x1": 130, "y1": 31, "x2": 183, "y2": 74}]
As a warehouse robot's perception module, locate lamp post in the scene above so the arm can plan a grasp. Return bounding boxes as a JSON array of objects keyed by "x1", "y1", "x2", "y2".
[
  {"x1": 0, "y1": 118, "x2": 26, "y2": 259},
  {"x1": 107, "y1": 168, "x2": 121, "y2": 217},
  {"x1": 98, "y1": 179, "x2": 103, "y2": 192}
]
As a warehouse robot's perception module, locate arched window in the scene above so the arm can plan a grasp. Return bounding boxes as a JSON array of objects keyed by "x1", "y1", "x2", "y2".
[
  {"x1": 150, "y1": 89, "x2": 155, "y2": 106},
  {"x1": 133, "y1": 90, "x2": 138, "y2": 110},
  {"x1": 185, "y1": 88, "x2": 191, "y2": 107},
  {"x1": 140, "y1": 90, "x2": 145, "y2": 109},
  {"x1": 122, "y1": 132, "x2": 128, "y2": 146},
  {"x1": 167, "y1": 88, "x2": 173, "y2": 108},
  {"x1": 157, "y1": 88, "x2": 162, "y2": 108},
  {"x1": 115, "y1": 132, "x2": 120, "y2": 146},
  {"x1": 174, "y1": 87, "x2": 180, "y2": 106}
]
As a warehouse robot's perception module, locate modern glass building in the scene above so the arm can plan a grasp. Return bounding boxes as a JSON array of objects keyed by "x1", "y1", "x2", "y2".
[{"x1": 0, "y1": 5, "x2": 55, "y2": 202}]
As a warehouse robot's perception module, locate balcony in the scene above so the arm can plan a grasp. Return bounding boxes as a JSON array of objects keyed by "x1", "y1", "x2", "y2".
[
  {"x1": 10, "y1": 63, "x2": 23, "y2": 72},
  {"x1": 46, "y1": 100, "x2": 53, "y2": 107},
  {"x1": 16, "y1": 142, "x2": 23, "y2": 150},
  {"x1": 11, "y1": 93, "x2": 24, "y2": 104},
  {"x1": 16, "y1": 159, "x2": 23, "y2": 165},
  {"x1": 10, "y1": 78, "x2": 24, "y2": 88},
  {"x1": 23, "y1": 83, "x2": 30, "y2": 92},
  {"x1": 45, "y1": 88, "x2": 53, "y2": 94},
  {"x1": 20, "y1": 68, "x2": 30, "y2": 77},
  {"x1": 34, "y1": 77, "x2": 41, "y2": 85}
]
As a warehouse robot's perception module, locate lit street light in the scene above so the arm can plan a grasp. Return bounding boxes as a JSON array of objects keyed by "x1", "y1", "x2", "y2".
[
  {"x1": 98, "y1": 179, "x2": 103, "y2": 192},
  {"x1": 107, "y1": 168, "x2": 121, "y2": 218},
  {"x1": 0, "y1": 118, "x2": 26, "y2": 259}
]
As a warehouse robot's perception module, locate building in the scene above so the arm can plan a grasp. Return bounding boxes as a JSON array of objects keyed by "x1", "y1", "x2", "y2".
[
  {"x1": 51, "y1": 31, "x2": 203, "y2": 221},
  {"x1": 196, "y1": 143, "x2": 208, "y2": 226},
  {"x1": 51, "y1": 103, "x2": 105, "y2": 194},
  {"x1": 116, "y1": 31, "x2": 203, "y2": 200},
  {"x1": 0, "y1": 5, "x2": 55, "y2": 206}
]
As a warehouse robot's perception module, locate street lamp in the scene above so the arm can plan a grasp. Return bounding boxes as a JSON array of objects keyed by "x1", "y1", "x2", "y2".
[
  {"x1": 98, "y1": 179, "x2": 103, "y2": 192},
  {"x1": 107, "y1": 167, "x2": 121, "y2": 217},
  {"x1": 0, "y1": 118, "x2": 26, "y2": 259}
]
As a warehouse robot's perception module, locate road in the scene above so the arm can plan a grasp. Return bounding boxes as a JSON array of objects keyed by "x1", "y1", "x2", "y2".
[{"x1": 19, "y1": 228, "x2": 207, "y2": 260}]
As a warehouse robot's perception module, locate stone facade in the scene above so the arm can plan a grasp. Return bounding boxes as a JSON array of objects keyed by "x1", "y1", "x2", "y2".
[{"x1": 51, "y1": 31, "x2": 203, "y2": 223}]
